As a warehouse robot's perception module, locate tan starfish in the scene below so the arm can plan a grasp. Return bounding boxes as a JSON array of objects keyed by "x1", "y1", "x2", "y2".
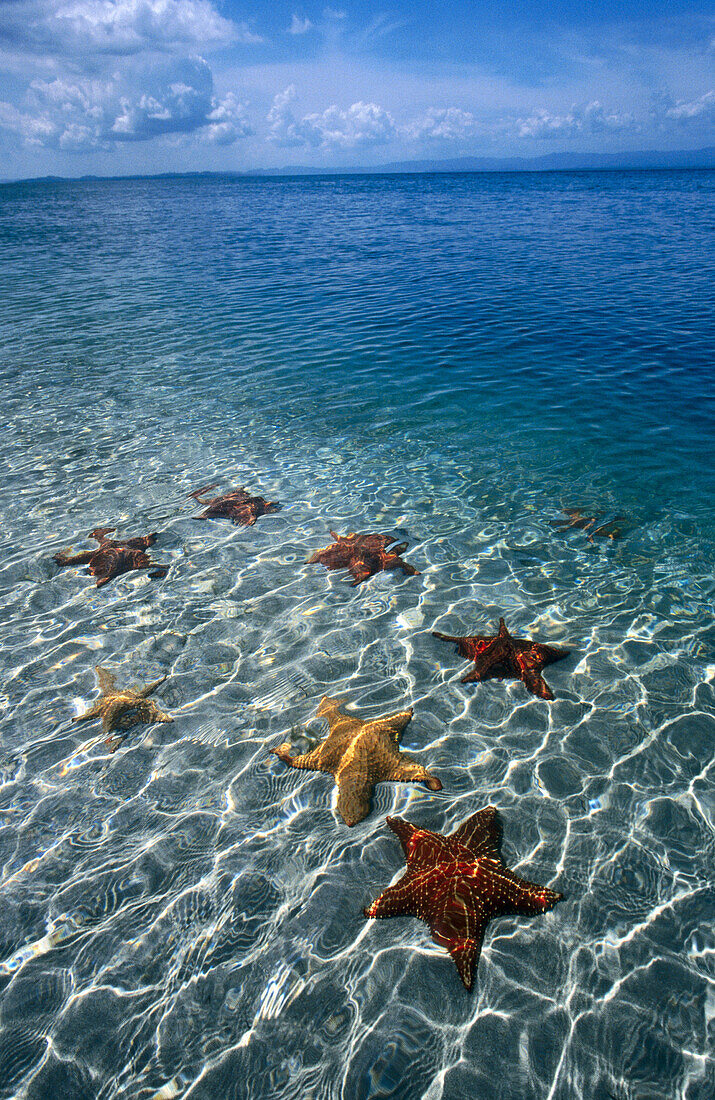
[
  {"x1": 73, "y1": 667, "x2": 173, "y2": 752},
  {"x1": 270, "y1": 696, "x2": 442, "y2": 826}
]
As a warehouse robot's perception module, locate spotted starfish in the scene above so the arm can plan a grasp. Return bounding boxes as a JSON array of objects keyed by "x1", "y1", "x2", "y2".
[
  {"x1": 550, "y1": 508, "x2": 624, "y2": 542},
  {"x1": 53, "y1": 527, "x2": 169, "y2": 588},
  {"x1": 433, "y1": 617, "x2": 569, "y2": 700},
  {"x1": 190, "y1": 484, "x2": 280, "y2": 526},
  {"x1": 270, "y1": 696, "x2": 441, "y2": 826},
  {"x1": 73, "y1": 666, "x2": 173, "y2": 752},
  {"x1": 364, "y1": 807, "x2": 563, "y2": 990},
  {"x1": 307, "y1": 531, "x2": 419, "y2": 586}
]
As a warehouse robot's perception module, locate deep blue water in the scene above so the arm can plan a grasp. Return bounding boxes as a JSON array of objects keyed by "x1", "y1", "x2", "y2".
[{"x1": 0, "y1": 170, "x2": 713, "y2": 1099}]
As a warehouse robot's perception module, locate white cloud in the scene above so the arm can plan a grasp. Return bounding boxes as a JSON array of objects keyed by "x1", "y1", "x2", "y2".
[
  {"x1": 204, "y1": 92, "x2": 253, "y2": 145},
  {"x1": 406, "y1": 107, "x2": 479, "y2": 142},
  {"x1": 267, "y1": 85, "x2": 396, "y2": 149},
  {"x1": 0, "y1": 0, "x2": 254, "y2": 58},
  {"x1": 517, "y1": 100, "x2": 632, "y2": 139},
  {"x1": 288, "y1": 15, "x2": 313, "y2": 35},
  {"x1": 0, "y1": 57, "x2": 253, "y2": 150},
  {"x1": 664, "y1": 89, "x2": 715, "y2": 122}
]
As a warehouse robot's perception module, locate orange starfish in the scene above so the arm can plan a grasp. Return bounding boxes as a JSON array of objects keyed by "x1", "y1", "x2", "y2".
[{"x1": 270, "y1": 696, "x2": 441, "y2": 826}]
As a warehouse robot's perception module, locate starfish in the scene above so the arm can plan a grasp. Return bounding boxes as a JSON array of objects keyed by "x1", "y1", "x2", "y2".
[
  {"x1": 364, "y1": 807, "x2": 563, "y2": 990},
  {"x1": 307, "y1": 531, "x2": 419, "y2": 586},
  {"x1": 53, "y1": 527, "x2": 169, "y2": 588},
  {"x1": 270, "y1": 695, "x2": 441, "y2": 826},
  {"x1": 190, "y1": 484, "x2": 280, "y2": 526},
  {"x1": 433, "y1": 617, "x2": 569, "y2": 700},
  {"x1": 550, "y1": 508, "x2": 624, "y2": 542},
  {"x1": 73, "y1": 666, "x2": 173, "y2": 752}
]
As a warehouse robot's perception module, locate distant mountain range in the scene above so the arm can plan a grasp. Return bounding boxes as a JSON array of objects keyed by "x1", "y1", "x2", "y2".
[
  {"x1": 3, "y1": 146, "x2": 714, "y2": 184},
  {"x1": 248, "y1": 147, "x2": 715, "y2": 175}
]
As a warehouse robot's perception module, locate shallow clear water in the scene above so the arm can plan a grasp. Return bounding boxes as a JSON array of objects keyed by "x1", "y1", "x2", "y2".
[{"x1": 0, "y1": 170, "x2": 713, "y2": 1100}]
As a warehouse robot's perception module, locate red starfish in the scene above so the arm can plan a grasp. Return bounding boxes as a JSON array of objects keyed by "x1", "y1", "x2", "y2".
[
  {"x1": 53, "y1": 528, "x2": 169, "y2": 588},
  {"x1": 190, "y1": 484, "x2": 280, "y2": 526},
  {"x1": 433, "y1": 616, "x2": 569, "y2": 700},
  {"x1": 307, "y1": 531, "x2": 419, "y2": 586},
  {"x1": 364, "y1": 808, "x2": 563, "y2": 990}
]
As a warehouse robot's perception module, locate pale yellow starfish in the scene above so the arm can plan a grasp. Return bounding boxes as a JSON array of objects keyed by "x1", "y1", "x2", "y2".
[
  {"x1": 73, "y1": 666, "x2": 173, "y2": 752},
  {"x1": 271, "y1": 695, "x2": 442, "y2": 826}
]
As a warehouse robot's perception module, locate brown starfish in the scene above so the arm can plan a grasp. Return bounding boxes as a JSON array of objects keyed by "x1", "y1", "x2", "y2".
[
  {"x1": 550, "y1": 507, "x2": 624, "y2": 542},
  {"x1": 270, "y1": 695, "x2": 441, "y2": 826},
  {"x1": 433, "y1": 617, "x2": 569, "y2": 700},
  {"x1": 307, "y1": 531, "x2": 419, "y2": 586},
  {"x1": 53, "y1": 527, "x2": 169, "y2": 588},
  {"x1": 73, "y1": 666, "x2": 173, "y2": 753},
  {"x1": 190, "y1": 484, "x2": 280, "y2": 526},
  {"x1": 364, "y1": 807, "x2": 563, "y2": 990}
]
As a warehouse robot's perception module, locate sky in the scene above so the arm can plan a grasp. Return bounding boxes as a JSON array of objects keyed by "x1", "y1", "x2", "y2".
[{"x1": 0, "y1": 1, "x2": 713, "y2": 177}]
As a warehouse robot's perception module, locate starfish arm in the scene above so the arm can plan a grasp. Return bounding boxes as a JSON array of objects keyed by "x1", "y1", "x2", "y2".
[
  {"x1": 146, "y1": 702, "x2": 173, "y2": 724},
  {"x1": 514, "y1": 646, "x2": 554, "y2": 699},
  {"x1": 366, "y1": 710, "x2": 414, "y2": 747},
  {"x1": 270, "y1": 741, "x2": 333, "y2": 773},
  {"x1": 364, "y1": 875, "x2": 419, "y2": 919},
  {"x1": 53, "y1": 549, "x2": 94, "y2": 567},
  {"x1": 383, "y1": 754, "x2": 442, "y2": 791},
  {"x1": 385, "y1": 817, "x2": 449, "y2": 872},
  {"x1": 138, "y1": 675, "x2": 167, "y2": 698},
  {"x1": 382, "y1": 556, "x2": 419, "y2": 577},
  {"x1": 446, "y1": 930, "x2": 486, "y2": 991},
  {"x1": 317, "y1": 695, "x2": 345, "y2": 721},
  {"x1": 348, "y1": 559, "x2": 372, "y2": 585},
  {"x1": 433, "y1": 633, "x2": 482, "y2": 663},
  {"x1": 88, "y1": 527, "x2": 115, "y2": 541},
  {"x1": 190, "y1": 484, "x2": 219, "y2": 503},
  {"x1": 461, "y1": 666, "x2": 488, "y2": 684},
  {"x1": 335, "y1": 771, "x2": 373, "y2": 826},
  {"x1": 451, "y1": 806, "x2": 502, "y2": 858},
  {"x1": 385, "y1": 815, "x2": 418, "y2": 857},
  {"x1": 95, "y1": 667, "x2": 117, "y2": 693},
  {"x1": 484, "y1": 863, "x2": 564, "y2": 917},
  {"x1": 148, "y1": 566, "x2": 169, "y2": 579}
]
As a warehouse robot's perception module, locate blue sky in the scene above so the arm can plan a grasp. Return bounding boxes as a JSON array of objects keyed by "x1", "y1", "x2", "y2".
[{"x1": 0, "y1": 1, "x2": 712, "y2": 177}]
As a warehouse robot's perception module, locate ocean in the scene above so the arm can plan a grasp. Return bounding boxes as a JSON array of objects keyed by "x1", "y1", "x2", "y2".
[{"x1": 0, "y1": 169, "x2": 712, "y2": 1099}]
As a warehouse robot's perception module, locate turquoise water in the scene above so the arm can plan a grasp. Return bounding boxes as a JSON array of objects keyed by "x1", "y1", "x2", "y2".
[{"x1": 0, "y1": 170, "x2": 713, "y2": 1099}]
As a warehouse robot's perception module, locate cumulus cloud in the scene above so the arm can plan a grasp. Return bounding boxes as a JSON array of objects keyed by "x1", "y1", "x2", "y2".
[
  {"x1": 0, "y1": 57, "x2": 253, "y2": 150},
  {"x1": 664, "y1": 89, "x2": 715, "y2": 123},
  {"x1": 267, "y1": 85, "x2": 396, "y2": 149},
  {"x1": 288, "y1": 14, "x2": 312, "y2": 35},
  {"x1": 405, "y1": 107, "x2": 479, "y2": 142},
  {"x1": 0, "y1": 0, "x2": 255, "y2": 58},
  {"x1": 517, "y1": 100, "x2": 632, "y2": 139}
]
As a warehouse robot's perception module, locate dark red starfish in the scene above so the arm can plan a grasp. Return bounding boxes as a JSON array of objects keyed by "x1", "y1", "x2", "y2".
[
  {"x1": 433, "y1": 617, "x2": 569, "y2": 700},
  {"x1": 190, "y1": 484, "x2": 280, "y2": 526},
  {"x1": 307, "y1": 531, "x2": 419, "y2": 586},
  {"x1": 364, "y1": 808, "x2": 563, "y2": 990},
  {"x1": 53, "y1": 527, "x2": 169, "y2": 588}
]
